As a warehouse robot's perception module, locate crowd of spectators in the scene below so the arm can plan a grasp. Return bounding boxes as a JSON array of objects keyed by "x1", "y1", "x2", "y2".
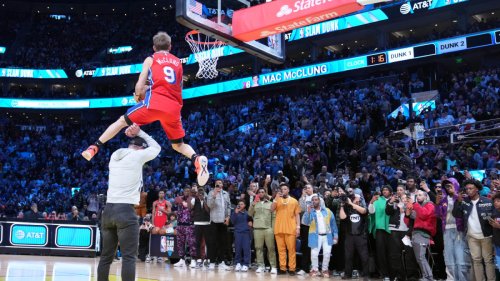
[{"x1": 0, "y1": 66, "x2": 498, "y2": 216}]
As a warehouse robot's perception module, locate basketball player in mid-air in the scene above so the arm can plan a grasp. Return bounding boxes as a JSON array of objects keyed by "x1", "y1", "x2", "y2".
[{"x1": 82, "y1": 31, "x2": 209, "y2": 186}]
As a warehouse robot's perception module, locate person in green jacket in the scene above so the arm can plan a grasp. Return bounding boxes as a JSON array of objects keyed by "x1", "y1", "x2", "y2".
[
  {"x1": 248, "y1": 187, "x2": 277, "y2": 274},
  {"x1": 368, "y1": 185, "x2": 392, "y2": 281}
]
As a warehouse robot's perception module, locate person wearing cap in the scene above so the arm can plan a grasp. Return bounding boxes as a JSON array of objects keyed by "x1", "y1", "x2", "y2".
[
  {"x1": 452, "y1": 179, "x2": 495, "y2": 281},
  {"x1": 304, "y1": 194, "x2": 338, "y2": 277},
  {"x1": 249, "y1": 187, "x2": 277, "y2": 274},
  {"x1": 138, "y1": 215, "x2": 154, "y2": 262},
  {"x1": 97, "y1": 124, "x2": 161, "y2": 281},
  {"x1": 297, "y1": 184, "x2": 325, "y2": 276},
  {"x1": 404, "y1": 190, "x2": 437, "y2": 281},
  {"x1": 385, "y1": 184, "x2": 419, "y2": 281},
  {"x1": 340, "y1": 193, "x2": 369, "y2": 280},
  {"x1": 368, "y1": 185, "x2": 392, "y2": 281},
  {"x1": 435, "y1": 178, "x2": 471, "y2": 281}
]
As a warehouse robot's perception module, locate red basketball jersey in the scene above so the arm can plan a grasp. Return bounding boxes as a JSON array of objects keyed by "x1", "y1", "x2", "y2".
[
  {"x1": 145, "y1": 51, "x2": 183, "y2": 110},
  {"x1": 153, "y1": 199, "x2": 168, "y2": 228}
]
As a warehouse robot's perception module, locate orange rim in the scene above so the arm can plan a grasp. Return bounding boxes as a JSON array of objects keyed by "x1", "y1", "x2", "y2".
[{"x1": 185, "y1": 30, "x2": 225, "y2": 45}]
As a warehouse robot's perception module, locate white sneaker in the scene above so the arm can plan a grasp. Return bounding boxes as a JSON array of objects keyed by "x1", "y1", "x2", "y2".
[
  {"x1": 219, "y1": 262, "x2": 230, "y2": 271},
  {"x1": 402, "y1": 235, "x2": 413, "y2": 247},
  {"x1": 241, "y1": 265, "x2": 248, "y2": 272},
  {"x1": 190, "y1": 259, "x2": 196, "y2": 268},
  {"x1": 157, "y1": 257, "x2": 163, "y2": 263},
  {"x1": 270, "y1": 268, "x2": 278, "y2": 274},
  {"x1": 146, "y1": 256, "x2": 152, "y2": 263},
  {"x1": 256, "y1": 266, "x2": 265, "y2": 273},
  {"x1": 194, "y1": 155, "x2": 209, "y2": 186},
  {"x1": 234, "y1": 263, "x2": 242, "y2": 271},
  {"x1": 174, "y1": 259, "x2": 185, "y2": 267},
  {"x1": 152, "y1": 257, "x2": 157, "y2": 263},
  {"x1": 208, "y1": 263, "x2": 215, "y2": 270},
  {"x1": 297, "y1": 269, "x2": 306, "y2": 276}
]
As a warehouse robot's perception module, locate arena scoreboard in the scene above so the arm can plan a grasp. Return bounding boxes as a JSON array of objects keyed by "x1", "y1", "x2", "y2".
[{"x1": 0, "y1": 219, "x2": 98, "y2": 257}]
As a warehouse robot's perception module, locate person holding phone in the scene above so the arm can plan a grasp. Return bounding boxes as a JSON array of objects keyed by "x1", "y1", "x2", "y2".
[
  {"x1": 231, "y1": 200, "x2": 252, "y2": 272},
  {"x1": 249, "y1": 187, "x2": 277, "y2": 274},
  {"x1": 368, "y1": 185, "x2": 392, "y2": 281},
  {"x1": 435, "y1": 178, "x2": 470, "y2": 281},
  {"x1": 297, "y1": 184, "x2": 325, "y2": 275},
  {"x1": 404, "y1": 190, "x2": 436, "y2": 281},
  {"x1": 207, "y1": 180, "x2": 231, "y2": 270}
]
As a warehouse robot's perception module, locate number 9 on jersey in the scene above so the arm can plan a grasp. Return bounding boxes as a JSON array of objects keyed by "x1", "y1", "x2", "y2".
[{"x1": 163, "y1": 66, "x2": 176, "y2": 84}]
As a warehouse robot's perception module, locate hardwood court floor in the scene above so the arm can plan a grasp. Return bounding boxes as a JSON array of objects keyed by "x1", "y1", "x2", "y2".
[{"x1": 0, "y1": 255, "x2": 379, "y2": 280}]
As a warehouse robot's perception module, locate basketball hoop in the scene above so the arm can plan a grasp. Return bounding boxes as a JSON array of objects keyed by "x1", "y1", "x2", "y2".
[{"x1": 185, "y1": 30, "x2": 226, "y2": 79}]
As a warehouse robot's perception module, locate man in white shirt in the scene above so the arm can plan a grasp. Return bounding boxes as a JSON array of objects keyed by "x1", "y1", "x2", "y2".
[{"x1": 97, "y1": 124, "x2": 161, "y2": 281}]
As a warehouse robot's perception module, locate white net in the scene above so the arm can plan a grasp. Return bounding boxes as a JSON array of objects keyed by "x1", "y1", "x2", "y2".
[{"x1": 185, "y1": 31, "x2": 226, "y2": 79}]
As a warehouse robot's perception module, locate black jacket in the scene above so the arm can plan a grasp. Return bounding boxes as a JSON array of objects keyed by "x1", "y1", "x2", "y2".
[
  {"x1": 452, "y1": 196, "x2": 494, "y2": 237},
  {"x1": 385, "y1": 201, "x2": 405, "y2": 230}
]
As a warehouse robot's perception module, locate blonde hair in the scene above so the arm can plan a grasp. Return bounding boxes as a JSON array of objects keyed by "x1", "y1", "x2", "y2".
[{"x1": 153, "y1": 32, "x2": 171, "y2": 51}]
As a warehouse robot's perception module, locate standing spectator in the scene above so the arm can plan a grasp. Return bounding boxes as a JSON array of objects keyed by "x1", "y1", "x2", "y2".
[
  {"x1": 453, "y1": 179, "x2": 495, "y2": 281},
  {"x1": 340, "y1": 194, "x2": 369, "y2": 280},
  {"x1": 298, "y1": 184, "x2": 325, "y2": 275},
  {"x1": 190, "y1": 188, "x2": 211, "y2": 268},
  {"x1": 272, "y1": 183, "x2": 300, "y2": 275},
  {"x1": 489, "y1": 192, "x2": 500, "y2": 273},
  {"x1": 207, "y1": 179, "x2": 231, "y2": 270},
  {"x1": 435, "y1": 178, "x2": 470, "y2": 281},
  {"x1": 304, "y1": 194, "x2": 338, "y2": 277},
  {"x1": 244, "y1": 182, "x2": 259, "y2": 208},
  {"x1": 231, "y1": 200, "x2": 252, "y2": 272},
  {"x1": 405, "y1": 190, "x2": 437, "y2": 281},
  {"x1": 173, "y1": 187, "x2": 196, "y2": 268},
  {"x1": 368, "y1": 185, "x2": 392, "y2": 281},
  {"x1": 97, "y1": 125, "x2": 161, "y2": 281},
  {"x1": 385, "y1": 185, "x2": 419, "y2": 281},
  {"x1": 138, "y1": 215, "x2": 154, "y2": 262},
  {"x1": 248, "y1": 187, "x2": 277, "y2": 274}
]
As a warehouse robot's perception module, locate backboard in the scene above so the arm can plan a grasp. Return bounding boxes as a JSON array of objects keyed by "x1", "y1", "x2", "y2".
[{"x1": 176, "y1": 0, "x2": 286, "y2": 64}]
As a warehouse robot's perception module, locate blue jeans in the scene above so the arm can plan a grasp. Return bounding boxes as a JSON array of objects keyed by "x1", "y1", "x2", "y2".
[{"x1": 443, "y1": 228, "x2": 471, "y2": 281}]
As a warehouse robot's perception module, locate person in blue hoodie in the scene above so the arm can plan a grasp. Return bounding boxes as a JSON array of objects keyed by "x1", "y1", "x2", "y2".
[{"x1": 231, "y1": 200, "x2": 252, "y2": 272}]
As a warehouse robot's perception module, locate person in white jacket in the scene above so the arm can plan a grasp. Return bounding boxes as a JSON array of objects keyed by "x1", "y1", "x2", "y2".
[{"x1": 97, "y1": 124, "x2": 161, "y2": 281}]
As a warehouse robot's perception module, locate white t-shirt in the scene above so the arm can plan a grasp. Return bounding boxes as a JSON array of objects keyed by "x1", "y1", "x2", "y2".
[
  {"x1": 316, "y1": 210, "x2": 327, "y2": 234},
  {"x1": 467, "y1": 198, "x2": 484, "y2": 239},
  {"x1": 445, "y1": 196, "x2": 457, "y2": 229}
]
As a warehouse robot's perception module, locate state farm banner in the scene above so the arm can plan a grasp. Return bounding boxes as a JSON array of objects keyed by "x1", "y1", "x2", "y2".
[{"x1": 232, "y1": 0, "x2": 362, "y2": 41}]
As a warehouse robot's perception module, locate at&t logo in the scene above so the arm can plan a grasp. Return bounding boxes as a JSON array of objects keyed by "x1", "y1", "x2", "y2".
[
  {"x1": 400, "y1": 0, "x2": 433, "y2": 15},
  {"x1": 15, "y1": 230, "x2": 25, "y2": 240}
]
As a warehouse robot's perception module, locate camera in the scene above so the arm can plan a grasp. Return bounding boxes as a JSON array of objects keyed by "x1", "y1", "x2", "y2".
[
  {"x1": 340, "y1": 194, "x2": 348, "y2": 202},
  {"x1": 398, "y1": 179, "x2": 407, "y2": 185}
]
